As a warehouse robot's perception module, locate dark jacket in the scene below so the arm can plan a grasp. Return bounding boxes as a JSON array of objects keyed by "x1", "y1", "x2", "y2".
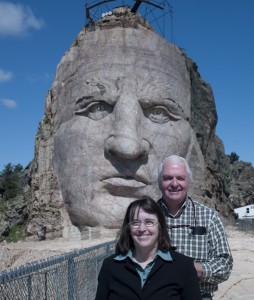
[{"x1": 95, "y1": 250, "x2": 201, "y2": 300}]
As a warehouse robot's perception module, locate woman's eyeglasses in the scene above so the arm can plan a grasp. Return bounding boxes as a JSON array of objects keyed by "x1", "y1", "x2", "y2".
[{"x1": 129, "y1": 219, "x2": 158, "y2": 228}]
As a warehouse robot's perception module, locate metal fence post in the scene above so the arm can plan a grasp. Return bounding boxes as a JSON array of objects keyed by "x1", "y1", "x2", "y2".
[{"x1": 67, "y1": 258, "x2": 75, "y2": 300}]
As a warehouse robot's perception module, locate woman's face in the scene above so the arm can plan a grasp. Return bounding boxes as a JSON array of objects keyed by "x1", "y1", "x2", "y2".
[{"x1": 130, "y1": 208, "x2": 159, "y2": 252}]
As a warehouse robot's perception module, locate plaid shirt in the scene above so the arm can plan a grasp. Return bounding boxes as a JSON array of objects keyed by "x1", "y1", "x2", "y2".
[{"x1": 158, "y1": 197, "x2": 233, "y2": 294}]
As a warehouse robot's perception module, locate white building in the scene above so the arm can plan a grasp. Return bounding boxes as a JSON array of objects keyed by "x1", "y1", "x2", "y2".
[{"x1": 234, "y1": 204, "x2": 254, "y2": 220}]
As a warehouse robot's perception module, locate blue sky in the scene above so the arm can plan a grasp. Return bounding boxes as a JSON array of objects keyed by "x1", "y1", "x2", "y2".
[{"x1": 0, "y1": 0, "x2": 253, "y2": 171}]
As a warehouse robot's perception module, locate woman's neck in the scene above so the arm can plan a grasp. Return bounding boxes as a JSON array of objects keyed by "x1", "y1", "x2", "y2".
[{"x1": 133, "y1": 247, "x2": 157, "y2": 268}]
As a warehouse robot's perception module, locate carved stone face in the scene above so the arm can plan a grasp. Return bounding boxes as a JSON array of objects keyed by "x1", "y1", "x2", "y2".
[{"x1": 53, "y1": 27, "x2": 192, "y2": 228}]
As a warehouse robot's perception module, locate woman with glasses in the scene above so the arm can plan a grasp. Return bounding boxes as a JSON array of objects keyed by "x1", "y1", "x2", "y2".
[{"x1": 95, "y1": 196, "x2": 201, "y2": 300}]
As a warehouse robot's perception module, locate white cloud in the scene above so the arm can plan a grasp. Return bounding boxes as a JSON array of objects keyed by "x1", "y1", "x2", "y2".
[
  {"x1": 0, "y1": 68, "x2": 13, "y2": 83},
  {"x1": 0, "y1": 98, "x2": 17, "y2": 108},
  {"x1": 0, "y1": 1, "x2": 45, "y2": 37}
]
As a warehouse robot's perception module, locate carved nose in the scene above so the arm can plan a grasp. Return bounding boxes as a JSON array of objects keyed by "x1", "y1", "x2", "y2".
[
  {"x1": 105, "y1": 93, "x2": 150, "y2": 160},
  {"x1": 105, "y1": 134, "x2": 149, "y2": 160}
]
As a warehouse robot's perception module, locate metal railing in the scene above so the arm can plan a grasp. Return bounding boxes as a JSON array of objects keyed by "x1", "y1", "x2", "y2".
[
  {"x1": 236, "y1": 218, "x2": 254, "y2": 232},
  {"x1": 0, "y1": 240, "x2": 116, "y2": 300}
]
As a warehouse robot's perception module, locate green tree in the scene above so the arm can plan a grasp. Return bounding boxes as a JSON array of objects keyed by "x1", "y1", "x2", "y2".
[
  {"x1": 14, "y1": 164, "x2": 23, "y2": 173},
  {"x1": 229, "y1": 152, "x2": 239, "y2": 164},
  {"x1": 0, "y1": 163, "x2": 23, "y2": 200}
]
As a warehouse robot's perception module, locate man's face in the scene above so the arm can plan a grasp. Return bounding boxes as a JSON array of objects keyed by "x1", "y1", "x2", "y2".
[
  {"x1": 159, "y1": 161, "x2": 190, "y2": 210},
  {"x1": 53, "y1": 35, "x2": 192, "y2": 228}
]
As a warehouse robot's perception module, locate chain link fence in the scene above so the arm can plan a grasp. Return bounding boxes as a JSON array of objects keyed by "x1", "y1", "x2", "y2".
[{"x1": 0, "y1": 240, "x2": 116, "y2": 300}]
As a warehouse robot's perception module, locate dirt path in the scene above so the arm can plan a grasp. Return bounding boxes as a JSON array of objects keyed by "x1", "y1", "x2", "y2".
[
  {"x1": 0, "y1": 235, "x2": 115, "y2": 271},
  {"x1": 213, "y1": 227, "x2": 254, "y2": 299}
]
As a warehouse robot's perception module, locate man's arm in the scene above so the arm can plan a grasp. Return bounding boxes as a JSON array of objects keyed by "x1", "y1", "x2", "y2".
[{"x1": 197, "y1": 213, "x2": 233, "y2": 284}]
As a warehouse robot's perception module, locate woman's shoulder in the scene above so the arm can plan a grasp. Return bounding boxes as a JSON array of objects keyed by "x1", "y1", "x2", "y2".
[
  {"x1": 102, "y1": 253, "x2": 128, "y2": 264},
  {"x1": 103, "y1": 253, "x2": 118, "y2": 261},
  {"x1": 169, "y1": 250, "x2": 194, "y2": 263},
  {"x1": 168, "y1": 251, "x2": 197, "y2": 276}
]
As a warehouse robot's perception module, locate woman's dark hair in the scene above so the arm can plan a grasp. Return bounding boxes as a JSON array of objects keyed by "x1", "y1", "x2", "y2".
[{"x1": 115, "y1": 196, "x2": 172, "y2": 254}]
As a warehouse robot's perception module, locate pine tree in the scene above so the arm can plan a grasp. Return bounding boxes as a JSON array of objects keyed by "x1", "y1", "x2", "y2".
[
  {"x1": 229, "y1": 152, "x2": 240, "y2": 164},
  {"x1": 0, "y1": 163, "x2": 23, "y2": 200}
]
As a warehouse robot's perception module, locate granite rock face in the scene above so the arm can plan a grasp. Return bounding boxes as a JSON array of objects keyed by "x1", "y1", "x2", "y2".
[
  {"x1": 228, "y1": 161, "x2": 254, "y2": 208},
  {"x1": 23, "y1": 11, "x2": 251, "y2": 240}
]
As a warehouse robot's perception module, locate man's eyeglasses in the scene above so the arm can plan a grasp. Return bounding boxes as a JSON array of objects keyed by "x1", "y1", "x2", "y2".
[
  {"x1": 168, "y1": 224, "x2": 207, "y2": 235},
  {"x1": 129, "y1": 219, "x2": 158, "y2": 228}
]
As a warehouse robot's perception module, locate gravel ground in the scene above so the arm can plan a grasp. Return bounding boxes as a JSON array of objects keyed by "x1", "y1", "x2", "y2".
[{"x1": 213, "y1": 227, "x2": 254, "y2": 299}]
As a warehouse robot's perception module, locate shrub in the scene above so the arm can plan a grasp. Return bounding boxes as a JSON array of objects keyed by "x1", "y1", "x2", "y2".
[
  {"x1": 5, "y1": 225, "x2": 26, "y2": 243},
  {"x1": 229, "y1": 152, "x2": 239, "y2": 164}
]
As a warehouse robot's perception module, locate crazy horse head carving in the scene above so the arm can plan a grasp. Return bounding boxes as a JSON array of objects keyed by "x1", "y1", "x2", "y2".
[{"x1": 51, "y1": 14, "x2": 202, "y2": 230}]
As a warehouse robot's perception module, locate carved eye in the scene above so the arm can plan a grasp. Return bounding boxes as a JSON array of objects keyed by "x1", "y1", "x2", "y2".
[
  {"x1": 144, "y1": 106, "x2": 181, "y2": 123},
  {"x1": 75, "y1": 101, "x2": 113, "y2": 120}
]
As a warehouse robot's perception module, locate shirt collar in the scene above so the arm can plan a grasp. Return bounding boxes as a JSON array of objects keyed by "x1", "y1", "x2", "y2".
[
  {"x1": 159, "y1": 196, "x2": 189, "y2": 218},
  {"x1": 114, "y1": 250, "x2": 172, "y2": 261},
  {"x1": 157, "y1": 250, "x2": 172, "y2": 261}
]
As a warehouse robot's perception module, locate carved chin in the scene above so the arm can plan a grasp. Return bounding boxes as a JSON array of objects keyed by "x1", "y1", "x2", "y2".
[{"x1": 66, "y1": 205, "x2": 99, "y2": 227}]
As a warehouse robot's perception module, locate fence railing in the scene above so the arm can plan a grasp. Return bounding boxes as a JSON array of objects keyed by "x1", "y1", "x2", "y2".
[
  {"x1": 236, "y1": 218, "x2": 254, "y2": 232},
  {"x1": 0, "y1": 240, "x2": 116, "y2": 300}
]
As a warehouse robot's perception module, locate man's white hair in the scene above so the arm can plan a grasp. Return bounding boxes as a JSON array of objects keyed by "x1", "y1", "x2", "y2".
[{"x1": 158, "y1": 155, "x2": 192, "y2": 183}]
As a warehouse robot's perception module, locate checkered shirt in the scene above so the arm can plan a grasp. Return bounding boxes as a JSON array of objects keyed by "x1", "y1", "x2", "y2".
[{"x1": 158, "y1": 197, "x2": 233, "y2": 294}]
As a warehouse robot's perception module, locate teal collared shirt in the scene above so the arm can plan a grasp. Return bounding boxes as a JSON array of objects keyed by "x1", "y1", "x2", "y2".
[{"x1": 114, "y1": 250, "x2": 172, "y2": 288}]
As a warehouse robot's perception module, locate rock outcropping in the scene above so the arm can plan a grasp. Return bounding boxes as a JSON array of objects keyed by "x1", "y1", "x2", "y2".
[{"x1": 228, "y1": 161, "x2": 254, "y2": 208}]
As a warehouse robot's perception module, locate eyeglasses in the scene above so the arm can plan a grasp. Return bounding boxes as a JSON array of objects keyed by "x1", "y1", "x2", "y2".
[
  {"x1": 129, "y1": 219, "x2": 158, "y2": 228},
  {"x1": 167, "y1": 224, "x2": 207, "y2": 235}
]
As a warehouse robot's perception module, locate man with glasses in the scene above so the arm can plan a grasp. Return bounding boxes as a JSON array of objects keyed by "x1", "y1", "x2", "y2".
[{"x1": 157, "y1": 155, "x2": 233, "y2": 300}]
